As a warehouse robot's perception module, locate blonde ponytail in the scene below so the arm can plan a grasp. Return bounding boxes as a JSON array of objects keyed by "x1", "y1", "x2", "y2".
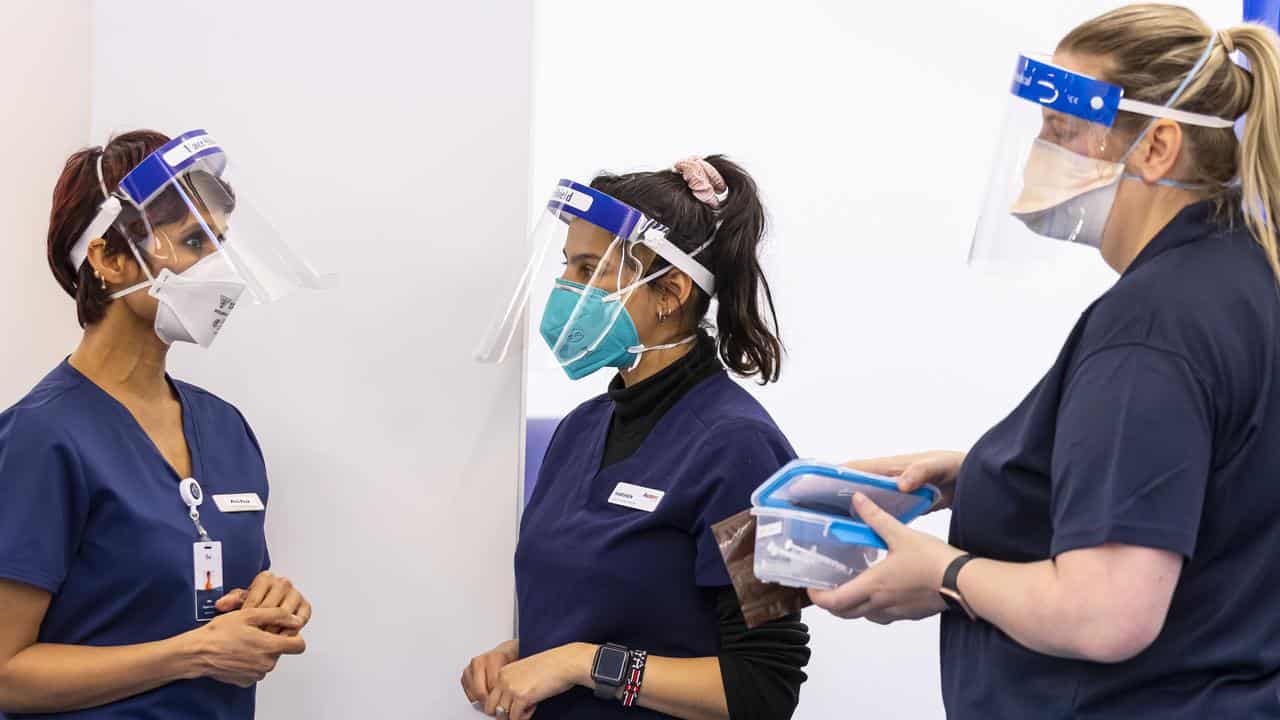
[{"x1": 1227, "y1": 24, "x2": 1280, "y2": 282}]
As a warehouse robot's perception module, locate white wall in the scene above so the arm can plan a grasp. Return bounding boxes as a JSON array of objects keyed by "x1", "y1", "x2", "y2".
[
  {"x1": 89, "y1": 2, "x2": 531, "y2": 718},
  {"x1": 0, "y1": 0, "x2": 90, "y2": 400},
  {"x1": 528, "y1": 1, "x2": 1237, "y2": 718}
]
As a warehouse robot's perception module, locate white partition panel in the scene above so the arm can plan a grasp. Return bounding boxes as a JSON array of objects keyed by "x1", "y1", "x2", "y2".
[{"x1": 0, "y1": 0, "x2": 90, "y2": 400}]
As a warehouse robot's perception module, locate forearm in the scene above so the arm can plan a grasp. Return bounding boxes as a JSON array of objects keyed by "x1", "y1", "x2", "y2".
[
  {"x1": 630, "y1": 656, "x2": 727, "y2": 720},
  {"x1": 0, "y1": 633, "x2": 200, "y2": 714},
  {"x1": 572, "y1": 645, "x2": 728, "y2": 720},
  {"x1": 959, "y1": 557, "x2": 1120, "y2": 661},
  {"x1": 953, "y1": 558, "x2": 1076, "y2": 657}
]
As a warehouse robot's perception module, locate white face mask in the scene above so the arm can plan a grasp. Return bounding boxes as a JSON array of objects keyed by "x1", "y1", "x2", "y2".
[
  {"x1": 1009, "y1": 139, "x2": 1125, "y2": 249},
  {"x1": 112, "y1": 253, "x2": 247, "y2": 348},
  {"x1": 1009, "y1": 137, "x2": 1214, "y2": 250}
]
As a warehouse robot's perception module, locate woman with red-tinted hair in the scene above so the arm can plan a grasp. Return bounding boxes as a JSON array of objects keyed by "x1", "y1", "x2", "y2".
[{"x1": 0, "y1": 129, "x2": 325, "y2": 718}]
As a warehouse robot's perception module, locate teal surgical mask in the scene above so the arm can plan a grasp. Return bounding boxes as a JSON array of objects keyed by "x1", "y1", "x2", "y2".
[{"x1": 539, "y1": 280, "x2": 695, "y2": 381}]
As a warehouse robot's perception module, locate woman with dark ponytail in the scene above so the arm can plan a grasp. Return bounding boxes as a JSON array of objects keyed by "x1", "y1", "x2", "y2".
[{"x1": 465, "y1": 157, "x2": 808, "y2": 719}]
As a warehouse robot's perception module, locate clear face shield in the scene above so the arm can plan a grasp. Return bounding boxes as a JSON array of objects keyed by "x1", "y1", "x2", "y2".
[
  {"x1": 69, "y1": 130, "x2": 335, "y2": 347},
  {"x1": 476, "y1": 179, "x2": 717, "y2": 380},
  {"x1": 969, "y1": 47, "x2": 1234, "y2": 272}
]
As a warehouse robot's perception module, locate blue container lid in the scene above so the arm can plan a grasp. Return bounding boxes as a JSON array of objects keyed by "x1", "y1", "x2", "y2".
[{"x1": 751, "y1": 459, "x2": 940, "y2": 550}]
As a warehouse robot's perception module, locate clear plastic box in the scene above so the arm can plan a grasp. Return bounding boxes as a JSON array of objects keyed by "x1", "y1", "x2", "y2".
[{"x1": 750, "y1": 460, "x2": 940, "y2": 590}]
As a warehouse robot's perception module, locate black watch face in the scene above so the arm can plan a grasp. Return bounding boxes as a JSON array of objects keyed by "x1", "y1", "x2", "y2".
[{"x1": 595, "y1": 646, "x2": 628, "y2": 684}]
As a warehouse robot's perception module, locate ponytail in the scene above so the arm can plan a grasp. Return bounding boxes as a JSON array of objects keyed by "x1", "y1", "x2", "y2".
[
  {"x1": 703, "y1": 155, "x2": 783, "y2": 383},
  {"x1": 590, "y1": 155, "x2": 784, "y2": 383},
  {"x1": 1227, "y1": 24, "x2": 1280, "y2": 282}
]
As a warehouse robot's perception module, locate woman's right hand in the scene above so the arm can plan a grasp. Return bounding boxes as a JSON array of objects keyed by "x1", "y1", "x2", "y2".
[
  {"x1": 461, "y1": 639, "x2": 520, "y2": 710},
  {"x1": 184, "y1": 607, "x2": 307, "y2": 687},
  {"x1": 847, "y1": 450, "x2": 966, "y2": 512}
]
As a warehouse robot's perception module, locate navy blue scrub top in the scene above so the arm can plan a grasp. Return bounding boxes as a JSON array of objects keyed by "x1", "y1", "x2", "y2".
[
  {"x1": 943, "y1": 200, "x2": 1280, "y2": 719},
  {"x1": 0, "y1": 360, "x2": 270, "y2": 719},
  {"x1": 516, "y1": 371, "x2": 795, "y2": 719}
]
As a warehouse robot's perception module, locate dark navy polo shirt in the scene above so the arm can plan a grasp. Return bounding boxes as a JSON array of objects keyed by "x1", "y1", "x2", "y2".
[
  {"x1": 0, "y1": 360, "x2": 271, "y2": 719},
  {"x1": 943, "y1": 199, "x2": 1280, "y2": 718},
  {"x1": 515, "y1": 371, "x2": 795, "y2": 719}
]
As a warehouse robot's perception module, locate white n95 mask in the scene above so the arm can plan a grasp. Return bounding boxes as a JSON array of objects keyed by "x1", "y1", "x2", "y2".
[
  {"x1": 1009, "y1": 139, "x2": 1125, "y2": 249},
  {"x1": 112, "y1": 253, "x2": 247, "y2": 348}
]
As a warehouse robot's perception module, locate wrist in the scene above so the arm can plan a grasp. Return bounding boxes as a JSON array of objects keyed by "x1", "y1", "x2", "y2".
[
  {"x1": 496, "y1": 639, "x2": 520, "y2": 663},
  {"x1": 166, "y1": 630, "x2": 209, "y2": 681},
  {"x1": 566, "y1": 642, "x2": 598, "y2": 688},
  {"x1": 939, "y1": 552, "x2": 980, "y2": 621},
  {"x1": 936, "y1": 546, "x2": 969, "y2": 588}
]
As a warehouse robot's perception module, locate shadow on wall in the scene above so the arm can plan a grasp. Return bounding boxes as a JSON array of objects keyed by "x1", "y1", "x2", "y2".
[{"x1": 525, "y1": 417, "x2": 561, "y2": 506}]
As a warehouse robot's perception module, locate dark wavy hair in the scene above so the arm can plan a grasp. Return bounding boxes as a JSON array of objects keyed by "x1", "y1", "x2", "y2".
[
  {"x1": 47, "y1": 130, "x2": 171, "y2": 327},
  {"x1": 591, "y1": 155, "x2": 783, "y2": 383}
]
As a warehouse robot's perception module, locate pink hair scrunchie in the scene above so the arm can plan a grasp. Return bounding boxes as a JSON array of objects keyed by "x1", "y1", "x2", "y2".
[{"x1": 673, "y1": 156, "x2": 728, "y2": 209}]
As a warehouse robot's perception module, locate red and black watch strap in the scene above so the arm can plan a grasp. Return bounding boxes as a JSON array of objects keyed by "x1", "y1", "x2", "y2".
[{"x1": 620, "y1": 649, "x2": 648, "y2": 708}]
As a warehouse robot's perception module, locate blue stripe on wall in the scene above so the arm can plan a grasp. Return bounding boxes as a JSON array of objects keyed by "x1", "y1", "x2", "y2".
[{"x1": 1245, "y1": 0, "x2": 1280, "y2": 28}]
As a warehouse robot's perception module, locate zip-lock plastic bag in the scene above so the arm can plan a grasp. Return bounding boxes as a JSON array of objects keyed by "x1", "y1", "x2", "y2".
[{"x1": 712, "y1": 509, "x2": 812, "y2": 628}]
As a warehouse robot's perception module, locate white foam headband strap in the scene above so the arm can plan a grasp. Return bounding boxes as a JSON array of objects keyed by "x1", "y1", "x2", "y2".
[
  {"x1": 68, "y1": 196, "x2": 123, "y2": 271},
  {"x1": 634, "y1": 223, "x2": 717, "y2": 296},
  {"x1": 1117, "y1": 98, "x2": 1236, "y2": 129},
  {"x1": 1114, "y1": 33, "x2": 1236, "y2": 130},
  {"x1": 68, "y1": 150, "x2": 125, "y2": 272}
]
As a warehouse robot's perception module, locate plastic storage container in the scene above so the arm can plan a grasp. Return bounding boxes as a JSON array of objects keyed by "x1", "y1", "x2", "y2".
[{"x1": 750, "y1": 460, "x2": 940, "y2": 589}]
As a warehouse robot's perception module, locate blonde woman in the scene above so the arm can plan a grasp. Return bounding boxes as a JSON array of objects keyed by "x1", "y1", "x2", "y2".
[{"x1": 809, "y1": 5, "x2": 1280, "y2": 719}]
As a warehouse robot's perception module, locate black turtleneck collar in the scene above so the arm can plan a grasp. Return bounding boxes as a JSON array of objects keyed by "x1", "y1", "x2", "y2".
[{"x1": 600, "y1": 332, "x2": 723, "y2": 470}]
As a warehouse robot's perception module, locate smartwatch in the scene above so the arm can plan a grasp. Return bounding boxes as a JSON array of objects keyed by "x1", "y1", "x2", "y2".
[
  {"x1": 592, "y1": 643, "x2": 630, "y2": 701},
  {"x1": 939, "y1": 553, "x2": 978, "y2": 621}
]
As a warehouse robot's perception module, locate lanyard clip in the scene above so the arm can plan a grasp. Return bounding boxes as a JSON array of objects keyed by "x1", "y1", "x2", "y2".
[{"x1": 180, "y1": 478, "x2": 212, "y2": 542}]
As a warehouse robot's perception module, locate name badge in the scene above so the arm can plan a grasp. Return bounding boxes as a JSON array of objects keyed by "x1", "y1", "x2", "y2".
[
  {"x1": 608, "y1": 482, "x2": 665, "y2": 513},
  {"x1": 194, "y1": 541, "x2": 224, "y2": 622},
  {"x1": 213, "y1": 493, "x2": 265, "y2": 513}
]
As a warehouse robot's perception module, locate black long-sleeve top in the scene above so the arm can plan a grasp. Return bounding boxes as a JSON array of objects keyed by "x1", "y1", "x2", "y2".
[{"x1": 600, "y1": 334, "x2": 811, "y2": 719}]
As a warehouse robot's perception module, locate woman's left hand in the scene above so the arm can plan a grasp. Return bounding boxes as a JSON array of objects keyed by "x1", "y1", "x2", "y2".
[
  {"x1": 808, "y1": 492, "x2": 966, "y2": 624},
  {"x1": 484, "y1": 642, "x2": 592, "y2": 720},
  {"x1": 215, "y1": 572, "x2": 313, "y2": 636}
]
